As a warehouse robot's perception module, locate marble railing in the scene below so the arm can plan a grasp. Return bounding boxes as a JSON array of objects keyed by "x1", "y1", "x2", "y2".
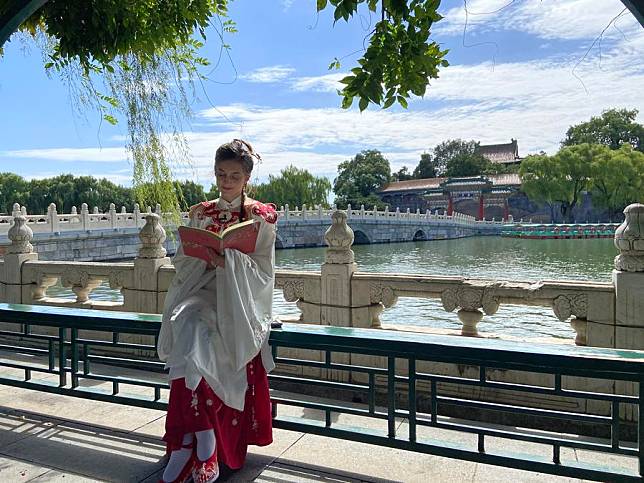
[
  {"x1": 0, "y1": 201, "x2": 501, "y2": 237},
  {"x1": 2, "y1": 205, "x2": 643, "y2": 352}
]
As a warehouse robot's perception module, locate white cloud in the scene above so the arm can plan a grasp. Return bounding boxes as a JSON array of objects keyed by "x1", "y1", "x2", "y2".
[
  {"x1": 1, "y1": 147, "x2": 129, "y2": 162},
  {"x1": 290, "y1": 72, "x2": 346, "y2": 92},
  {"x1": 7, "y1": 32, "x2": 643, "y2": 187},
  {"x1": 193, "y1": 36, "x2": 643, "y2": 170},
  {"x1": 240, "y1": 65, "x2": 296, "y2": 83},
  {"x1": 436, "y1": 0, "x2": 640, "y2": 41}
]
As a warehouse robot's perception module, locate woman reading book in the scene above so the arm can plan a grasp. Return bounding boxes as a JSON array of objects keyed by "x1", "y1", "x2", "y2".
[{"x1": 157, "y1": 139, "x2": 278, "y2": 483}]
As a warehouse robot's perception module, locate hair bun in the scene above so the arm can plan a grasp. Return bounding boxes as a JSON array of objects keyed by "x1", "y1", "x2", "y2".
[{"x1": 233, "y1": 139, "x2": 262, "y2": 161}]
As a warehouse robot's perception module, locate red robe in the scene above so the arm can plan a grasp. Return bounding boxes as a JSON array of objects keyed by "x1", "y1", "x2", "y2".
[{"x1": 164, "y1": 354, "x2": 273, "y2": 469}]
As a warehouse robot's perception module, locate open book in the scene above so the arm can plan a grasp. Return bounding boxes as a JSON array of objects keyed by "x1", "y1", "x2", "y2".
[{"x1": 178, "y1": 219, "x2": 261, "y2": 262}]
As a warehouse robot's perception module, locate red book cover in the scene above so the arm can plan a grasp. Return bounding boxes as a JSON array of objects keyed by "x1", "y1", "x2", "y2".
[{"x1": 178, "y1": 219, "x2": 260, "y2": 263}]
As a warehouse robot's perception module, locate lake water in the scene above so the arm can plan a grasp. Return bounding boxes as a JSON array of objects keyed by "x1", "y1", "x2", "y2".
[{"x1": 48, "y1": 237, "x2": 617, "y2": 342}]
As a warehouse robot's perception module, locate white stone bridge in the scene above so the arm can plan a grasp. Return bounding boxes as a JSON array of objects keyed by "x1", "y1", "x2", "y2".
[{"x1": 0, "y1": 202, "x2": 506, "y2": 260}]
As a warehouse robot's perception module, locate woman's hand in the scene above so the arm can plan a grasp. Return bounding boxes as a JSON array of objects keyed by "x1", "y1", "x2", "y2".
[{"x1": 206, "y1": 248, "x2": 225, "y2": 269}]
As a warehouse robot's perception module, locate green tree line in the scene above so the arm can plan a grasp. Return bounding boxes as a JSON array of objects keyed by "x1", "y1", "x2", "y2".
[
  {"x1": 0, "y1": 174, "x2": 210, "y2": 215},
  {"x1": 520, "y1": 108, "x2": 644, "y2": 222},
  {"x1": 0, "y1": 167, "x2": 332, "y2": 215}
]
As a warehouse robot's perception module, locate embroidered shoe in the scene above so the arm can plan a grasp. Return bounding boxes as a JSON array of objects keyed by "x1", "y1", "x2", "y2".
[
  {"x1": 159, "y1": 442, "x2": 195, "y2": 483},
  {"x1": 192, "y1": 449, "x2": 219, "y2": 483}
]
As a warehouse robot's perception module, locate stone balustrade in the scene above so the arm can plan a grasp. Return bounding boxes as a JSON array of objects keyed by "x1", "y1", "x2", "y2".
[
  {"x1": 0, "y1": 201, "x2": 501, "y2": 238},
  {"x1": 1, "y1": 204, "x2": 642, "y2": 353},
  {"x1": 1, "y1": 204, "x2": 643, "y2": 422}
]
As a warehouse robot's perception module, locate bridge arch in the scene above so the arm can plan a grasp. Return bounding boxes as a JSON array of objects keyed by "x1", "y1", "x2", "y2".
[
  {"x1": 353, "y1": 230, "x2": 371, "y2": 245},
  {"x1": 413, "y1": 229, "x2": 427, "y2": 241},
  {"x1": 275, "y1": 235, "x2": 285, "y2": 249}
]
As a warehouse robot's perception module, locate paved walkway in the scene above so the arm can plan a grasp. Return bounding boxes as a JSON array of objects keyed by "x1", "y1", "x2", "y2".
[{"x1": 0, "y1": 380, "x2": 610, "y2": 483}]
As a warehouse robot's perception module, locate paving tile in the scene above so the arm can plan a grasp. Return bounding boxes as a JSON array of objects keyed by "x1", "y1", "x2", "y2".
[
  {"x1": 573, "y1": 448, "x2": 638, "y2": 479},
  {"x1": 28, "y1": 469, "x2": 99, "y2": 482},
  {"x1": 0, "y1": 455, "x2": 51, "y2": 483},
  {"x1": 0, "y1": 387, "x2": 164, "y2": 434},
  {"x1": 0, "y1": 409, "x2": 59, "y2": 448},
  {"x1": 255, "y1": 460, "x2": 394, "y2": 482},
  {"x1": 1, "y1": 421, "x2": 166, "y2": 482},
  {"x1": 277, "y1": 432, "x2": 476, "y2": 483},
  {"x1": 471, "y1": 464, "x2": 582, "y2": 482}
]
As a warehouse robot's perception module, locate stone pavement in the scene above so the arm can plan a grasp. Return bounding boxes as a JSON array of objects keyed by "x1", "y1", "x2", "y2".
[{"x1": 0, "y1": 377, "x2": 634, "y2": 482}]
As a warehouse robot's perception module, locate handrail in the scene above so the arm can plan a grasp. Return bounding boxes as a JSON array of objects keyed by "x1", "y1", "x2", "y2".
[{"x1": 0, "y1": 303, "x2": 642, "y2": 481}]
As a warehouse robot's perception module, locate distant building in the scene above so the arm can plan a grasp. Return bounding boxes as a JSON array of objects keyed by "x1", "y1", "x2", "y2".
[
  {"x1": 476, "y1": 139, "x2": 521, "y2": 165},
  {"x1": 378, "y1": 174, "x2": 522, "y2": 221}
]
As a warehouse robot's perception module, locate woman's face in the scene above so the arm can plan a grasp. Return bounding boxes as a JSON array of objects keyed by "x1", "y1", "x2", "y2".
[{"x1": 215, "y1": 159, "x2": 250, "y2": 201}]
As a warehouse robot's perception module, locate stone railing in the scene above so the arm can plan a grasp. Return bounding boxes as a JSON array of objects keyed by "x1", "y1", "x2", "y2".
[
  {"x1": 1, "y1": 205, "x2": 643, "y2": 352},
  {"x1": 0, "y1": 201, "x2": 503, "y2": 237}
]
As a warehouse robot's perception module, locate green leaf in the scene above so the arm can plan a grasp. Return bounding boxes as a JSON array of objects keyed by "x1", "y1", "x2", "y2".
[
  {"x1": 397, "y1": 95, "x2": 408, "y2": 109},
  {"x1": 317, "y1": 0, "x2": 328, "y2": 11},
  {"x1": 358, "y1": 97, "x2": 369, "y2": 112},
  {"x1": 103, "y1": 114, "x2": 118, "y2": 125},
  {"x1": 341, "y1": 96, "x2": 353, "y2": 109},
  {"x1": 383, "y1": 97, "x2": 396, "y2": 109},
  {"x1": 328, "y1": 58, "x2": 341, "y2": 70},
  {"x1": 44, "y1": 62, "x2": 54, "y2": 69}
]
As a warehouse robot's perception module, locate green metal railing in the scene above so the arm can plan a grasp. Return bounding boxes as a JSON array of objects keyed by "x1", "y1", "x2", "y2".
[{"x1": 0, "y1": 303, "x2": 643, "y2": 481}]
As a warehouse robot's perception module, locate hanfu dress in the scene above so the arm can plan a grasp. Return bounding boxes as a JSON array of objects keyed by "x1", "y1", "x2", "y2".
[{"x1": 157, "y1": 196, "x2": 278, "y2": 470}]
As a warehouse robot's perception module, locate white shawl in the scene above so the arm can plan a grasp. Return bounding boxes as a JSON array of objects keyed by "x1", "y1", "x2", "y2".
[{"x1": 157, "y1": 197, "x2": 276, "y2": 411}]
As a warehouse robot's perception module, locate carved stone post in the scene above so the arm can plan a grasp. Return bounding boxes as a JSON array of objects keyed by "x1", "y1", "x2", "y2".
[
  {"x1": 123, "y1": 214, "x2": 171, "y2": 313},
  {"x1": 48, "y1": 203, "x2": 60, "y2": 233},
  {"x1": 441, "y1": 284, "x2": 500, "y2": 337},
  {"x1": 321, "y1": 211, "x2": 357, "y2": 327},
  {"x1": 611, "y1": 203, "x2": 644, "y2": 422},
  {"x1": 81, "y1": 203, "x2": 90, "y2": 231},
  {"x1": 613, "y1": 203, "x2": 644, "y2": 350},
  {"x1": 109, "y1": 203, "x2": 117, "y2": 230},
  {"x1": 133, "y1": 203, "x2": 141, "y2": 228},
  {"x1": 1, "y1": 216, "x2": 38, "y2": 303}
]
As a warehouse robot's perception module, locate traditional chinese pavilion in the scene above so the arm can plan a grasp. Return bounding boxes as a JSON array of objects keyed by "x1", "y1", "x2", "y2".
[{"x1": 379, "y1": 174, "x2": 522, "y2": 221}]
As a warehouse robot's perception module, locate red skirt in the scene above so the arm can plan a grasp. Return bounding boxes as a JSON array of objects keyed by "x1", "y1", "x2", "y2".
[{"x1": 163, "y1": 353, "x2": 273, "y2": 470}]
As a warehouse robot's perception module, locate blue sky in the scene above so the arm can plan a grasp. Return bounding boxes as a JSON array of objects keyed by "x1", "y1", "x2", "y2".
[{"x1": 0, "y1": 0, "x2": 643, "y2": 190}]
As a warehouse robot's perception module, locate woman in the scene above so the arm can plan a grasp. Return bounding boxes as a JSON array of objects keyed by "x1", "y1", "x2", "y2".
[{"x1": 157, "y1": 139, "x2": 277, "y2": 483}]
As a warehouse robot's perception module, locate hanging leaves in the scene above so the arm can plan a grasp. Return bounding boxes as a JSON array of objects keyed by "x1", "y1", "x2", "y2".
[{"x1": 320, "y1": 0, "x2": 448, "y2": 111}]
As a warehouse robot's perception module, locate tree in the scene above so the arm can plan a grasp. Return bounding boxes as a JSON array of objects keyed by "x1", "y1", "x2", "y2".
[
  {"x1": 445, "y1": 154, "x2": 490, "y2": 177},
  {"x1": 412, "y1": 153, "x2": 438, "y2": 179},
  {"x1": 174, "y1": 180, "x2": 206, "y2": 210},
  {"x1": 562, "y1": 108, "x2": 644, "y2": 152},
  {"x1": 520, "y1": 144, "x2": 602, "y2": 222},
  {"x1": 334, "y1": 150, "x2": 391, "y2": 209},
  {"x1": 432, "y1": 139, "x2": 490, "y2": 177},
  {"x1": 0, "y1": 173, "x2": 29, "y2": 214},
  {"x1": 252, "y1": 166, "x2": 331, "y2": 209},
  {"x1": 205, "y1": 184, "x2": 220, "y2": 201},
  {"x1": 394, "y1": 166, "x2": 414, "y2": 181},
  {"x1": 590, "y1": 144, "x2": 644, "y2": 219},
  {"x1": 519, "y1": 154, "x2": 563, "y2": 222}
]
